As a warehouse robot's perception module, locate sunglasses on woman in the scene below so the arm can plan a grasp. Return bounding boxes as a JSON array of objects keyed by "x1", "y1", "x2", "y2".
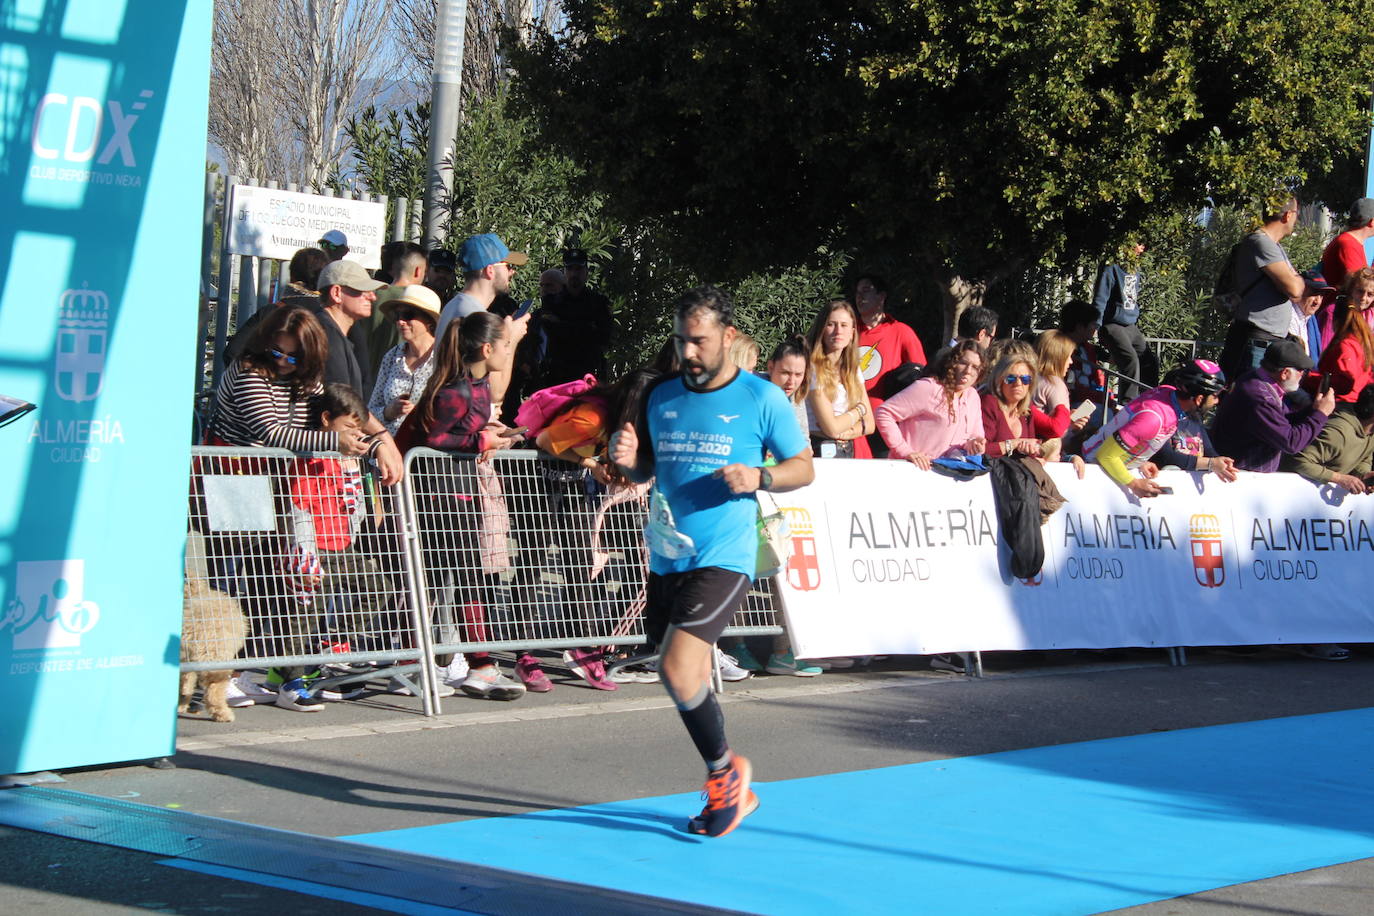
[
  {"x1": 394, "y1": 308, "x2": 424, "y2": 322},
  {"x1": 1002, "y1": 374, "x2": 1032, "y2": 386},
  {"x1": 267, "y1": 347, "x2": 299, "y2": 366}
]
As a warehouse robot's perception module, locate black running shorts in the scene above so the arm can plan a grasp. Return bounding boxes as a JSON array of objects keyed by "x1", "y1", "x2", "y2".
[{"x1": 645, "y1": 567, "x2": 752, "y2": 649}]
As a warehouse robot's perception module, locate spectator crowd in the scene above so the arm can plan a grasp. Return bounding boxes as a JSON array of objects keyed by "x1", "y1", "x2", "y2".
[{"x1": 193, "y1": 196, "x2": 1374, "y2": 716}]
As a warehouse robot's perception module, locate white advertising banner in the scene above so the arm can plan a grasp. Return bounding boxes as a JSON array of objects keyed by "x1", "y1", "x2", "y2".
[
  {"x1": 775, "y1": 460, "x2": 1374, "y2": 658},
  {"x1": 227, "y1": 184, "x2": 386, "y2": 268}
]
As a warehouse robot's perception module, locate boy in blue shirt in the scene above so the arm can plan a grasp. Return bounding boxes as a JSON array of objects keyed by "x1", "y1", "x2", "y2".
[{"x1": 610, "y1": 286, "x2": 813, "y2": 837}]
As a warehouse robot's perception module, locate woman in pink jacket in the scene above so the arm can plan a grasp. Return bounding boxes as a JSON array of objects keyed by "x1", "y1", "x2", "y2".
[{"x1": 875, "y1": 340, "x2": 987, "y2": 470}]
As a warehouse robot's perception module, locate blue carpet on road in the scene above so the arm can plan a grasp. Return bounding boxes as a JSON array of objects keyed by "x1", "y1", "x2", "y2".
[{"x1": 340, "y1": 709, "x2": 1374, "y2": 915}]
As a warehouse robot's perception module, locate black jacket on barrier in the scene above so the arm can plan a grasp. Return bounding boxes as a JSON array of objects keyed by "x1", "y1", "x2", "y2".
[{"x1": 988, "y1": 456, "x2": 1046, "y2": 580}]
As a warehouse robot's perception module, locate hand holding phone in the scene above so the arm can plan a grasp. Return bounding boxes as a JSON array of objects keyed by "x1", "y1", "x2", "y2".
[{"x1": 1319, "y1": 372, "x2": 1332, "y2": 395}]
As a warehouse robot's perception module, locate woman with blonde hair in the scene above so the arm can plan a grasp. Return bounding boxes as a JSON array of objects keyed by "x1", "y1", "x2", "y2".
[
  {"x1": 981, "y1": 350, "x2": 1058, "y2": 459},
  {"x1": 805, "y1": 300, "x2": 873, "y2": 457},
  {"x1": 1032, "y1": 329, "x2": 1078, "y2": 438}
]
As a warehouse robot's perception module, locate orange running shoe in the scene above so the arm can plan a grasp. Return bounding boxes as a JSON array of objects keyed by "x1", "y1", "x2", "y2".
[{"x1": 687, "y1": 755, "x2": 756, "y2": 837}]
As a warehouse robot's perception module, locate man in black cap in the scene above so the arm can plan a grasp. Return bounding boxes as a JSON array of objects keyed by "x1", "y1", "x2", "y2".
[
  {"x1": 424, "y1": 248, "x2": 458, "y2": 303},
  {"x1": 529, "y1": 247, "x2": 613, "y2": 388},
  {"x1": 1211, "y1": 339, "x2": 1335, "y2": 472}
]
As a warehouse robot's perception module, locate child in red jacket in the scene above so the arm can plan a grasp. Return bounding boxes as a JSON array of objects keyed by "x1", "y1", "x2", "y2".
[{"x1": 285, "y1": 384, "x2": 398, "y2": 661}]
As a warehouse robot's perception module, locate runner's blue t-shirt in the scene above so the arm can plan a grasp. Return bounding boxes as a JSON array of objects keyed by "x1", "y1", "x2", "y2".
[{"x1": 645, "y1": 370, "x2": 809, "y2": 577}]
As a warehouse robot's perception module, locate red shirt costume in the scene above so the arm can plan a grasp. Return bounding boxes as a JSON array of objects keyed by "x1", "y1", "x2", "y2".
[{"x1": 855, "y1": 316, "x2": 926, "y2": 458}]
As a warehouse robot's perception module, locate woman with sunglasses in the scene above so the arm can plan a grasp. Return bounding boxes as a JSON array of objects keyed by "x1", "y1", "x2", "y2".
[
  {"x1": 203, "y1": 305, "x2": 370, "y2": 712},
  {"x1": 981, "y1": 350, "x2": 1058, "y2": 459},
  {"x1": 368, "y1": 285, "x2": 442, "y2": 435},
  {"x1": 210, "y1": 305, "x2": 369, "y2": 455}
]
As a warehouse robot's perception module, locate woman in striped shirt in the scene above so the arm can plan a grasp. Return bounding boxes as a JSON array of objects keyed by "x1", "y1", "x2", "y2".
[
  {"x1": 203, "y1": 306, "x2": 372, "y2": 712},
  {"x1": 210, "y1": 305, "x2": 369, "y2": 456}
]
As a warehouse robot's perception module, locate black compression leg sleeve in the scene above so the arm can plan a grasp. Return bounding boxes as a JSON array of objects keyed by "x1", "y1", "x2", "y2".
[{"x1": 675, "y1": 683, "x2": 731, "y2": 772}]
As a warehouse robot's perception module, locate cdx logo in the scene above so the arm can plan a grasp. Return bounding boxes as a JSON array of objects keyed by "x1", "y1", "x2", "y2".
[{"x1": 30, "y1": 89, "x2": 156, "y2": 167}]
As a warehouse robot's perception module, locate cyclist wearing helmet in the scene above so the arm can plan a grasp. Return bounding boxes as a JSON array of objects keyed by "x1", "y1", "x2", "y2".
[
  {"x1": 1150, "y1": 362, "x2": 1238, "y2": 482},
  {"x1": 1083, "y1": 359, "x2": 1231, "y2": 497}
]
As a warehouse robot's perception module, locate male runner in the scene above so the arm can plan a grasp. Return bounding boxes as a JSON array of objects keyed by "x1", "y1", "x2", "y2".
[{"x1": 610, "y1": 286, "x2": 814, "y2": 837}]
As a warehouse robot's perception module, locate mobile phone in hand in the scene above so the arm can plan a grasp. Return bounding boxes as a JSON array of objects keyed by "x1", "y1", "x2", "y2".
[
  {"x1": 1156, "y1": 486, "x2": 1174, "y2": 495},
  {"x1": 1319, "y1": 372, "x2": 1332, "y2": 395}
]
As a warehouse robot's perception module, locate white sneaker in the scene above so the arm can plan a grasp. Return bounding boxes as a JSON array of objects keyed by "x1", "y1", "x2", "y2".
[
  {"x1": 275, "y1": 678, "x2": 326, "y2": 712},
  {"x1": 715, "y1": 648, "x2": 752, "y2": 682},
  {"x1": 609, "y1": 662, "x2": 659, "y2": 683},
  {"x1": 459, "y1": 665, "x2": 526, "y2": 700},
  {"x1": 439, "y1": 656, "x2": 470, "y2": 686},
  {"x1": 229, "y1": 675, "x2": 277, "y2": 706}
]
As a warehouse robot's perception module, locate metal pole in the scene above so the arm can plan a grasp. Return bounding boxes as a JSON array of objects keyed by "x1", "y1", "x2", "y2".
[
  {"x1": 257, "y1": 180, "x2": 277, "y2": 311},
  {"x1": 390, "y1": 195, "x2": 407, "y2": 243},
  {"x1": 423, "y1": 0, "x2": 467, "y2": 249},
  {"x1": 211, "y1": 176, "x2": 240, "y2": 391},
  {"x1": 194, "y1": 171, "x2": 219, "y2": 410},
  {"x1": 238, "y1": 250, "x2": 257, "y2": 324}
]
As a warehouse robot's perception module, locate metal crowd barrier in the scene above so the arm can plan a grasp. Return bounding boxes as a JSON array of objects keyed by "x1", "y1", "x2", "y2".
[{"x1": 182, "y1": 446, "x2": 784, "y2": 715}]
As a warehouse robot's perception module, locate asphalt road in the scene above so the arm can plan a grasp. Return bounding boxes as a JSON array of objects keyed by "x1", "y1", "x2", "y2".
[{"x1": 5, "y1": 646, "x2": 1374, "y2": 914}]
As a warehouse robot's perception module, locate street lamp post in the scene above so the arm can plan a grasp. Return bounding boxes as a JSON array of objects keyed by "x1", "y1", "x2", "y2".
[{"x1": 423, "y1": 0, "x2": 467, "y2": 250}]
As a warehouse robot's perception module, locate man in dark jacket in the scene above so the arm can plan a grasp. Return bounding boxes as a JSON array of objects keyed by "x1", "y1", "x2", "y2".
[
  {"x1": 1093, "y1": 243, "x2": 1155, "y2": 399},
  {"x1": 1211, "y1": 340, "x2": 1335, "y2": 472},
  {"x1": 529, "y1": 247, "x2": 613, "y2": 388}
]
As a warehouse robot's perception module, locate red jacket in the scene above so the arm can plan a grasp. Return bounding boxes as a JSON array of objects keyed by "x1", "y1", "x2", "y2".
[{"x1": 1313, "y1": 333, "x2": 1373, "y2": 403}]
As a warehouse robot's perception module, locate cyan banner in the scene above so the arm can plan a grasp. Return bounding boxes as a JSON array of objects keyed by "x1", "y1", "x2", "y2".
[{"x1": 0, "y1": 1, "x2": 211, "y2": 772}]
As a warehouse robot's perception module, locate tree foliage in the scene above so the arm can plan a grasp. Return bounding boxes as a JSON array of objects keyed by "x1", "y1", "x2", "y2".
[
  {"x1": 345, "y1": 102, "x2": 431, "y2": 201},
  {"x1": 510, "y1": 0, "x2": 1374, "y2": 339}
]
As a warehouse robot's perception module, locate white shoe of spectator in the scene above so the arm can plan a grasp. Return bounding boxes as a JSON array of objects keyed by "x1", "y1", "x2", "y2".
[
  {"x1": 228, "y1": 675, "x2": 277, "y2": 706},
  {"x1": 275, "y1": 678, "x2": 326, "y2": 712},
  {"x1": 460, "y1": 665, "x2": 526, "y2": 700},
  {"x1": 439, "y1": 656, "x2": 470, "y2": 686},
  {"x1": 715, "y1": 648, "x2": 752, "y2": 682}
]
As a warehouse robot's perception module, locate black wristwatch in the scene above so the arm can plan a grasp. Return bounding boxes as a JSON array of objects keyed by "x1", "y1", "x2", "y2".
[{"x1": 757, "y1": 467, "x2": 773, "y2": 492}]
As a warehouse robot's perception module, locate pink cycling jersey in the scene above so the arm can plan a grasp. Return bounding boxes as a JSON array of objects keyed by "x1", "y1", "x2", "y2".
[{"x1": 1083, "y1": 386, "x2": 1182, "y2": 469}]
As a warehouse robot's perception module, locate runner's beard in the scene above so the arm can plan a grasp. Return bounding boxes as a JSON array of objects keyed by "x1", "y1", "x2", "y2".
[{"x1": 684, "y1": 358, "x2": 723, "y2": 389}]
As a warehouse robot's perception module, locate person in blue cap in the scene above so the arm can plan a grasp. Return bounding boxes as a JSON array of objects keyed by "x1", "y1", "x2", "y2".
[
  {"x1": 434, "y1": 233, "x2": 531, "y2": 405},
  {"x1": 435, "y1": 233, "x2": 528, "y2": 339}
]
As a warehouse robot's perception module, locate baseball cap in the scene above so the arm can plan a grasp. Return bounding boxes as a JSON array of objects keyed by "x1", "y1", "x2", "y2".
[
  {"x1": 1351, "y1": 198, "x2": 1374, "y2": 226},
  {"x1": 317, "y1": 259, "x2": 385, "y2": 292},
  {"x1": 562, "y1": 246, "x2": 589, "y2": 267},
  {"x1": 459, "y1": 233, "x2": 528, "y2": 272},
  {"x1": 428, "y1": 248, "x2": 456, "y2": 270},
  {"x1": 320, "y1": 229, "x2": 348, "y2": 248},
  {"x1": 1301, "y1": 268, "x2": 1336, "y2": 294},
  {"x1": 1261, "y1": 339, "x2": 1314, "y2": 372}
]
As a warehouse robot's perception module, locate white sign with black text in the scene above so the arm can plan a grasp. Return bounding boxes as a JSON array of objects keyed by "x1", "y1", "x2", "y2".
[
  {"x1": 227, "y1": 184, "x2": 386, "y2": 268},
  {"x1": 773, "y1": 460, "x2": 1374, "y2": 658}
]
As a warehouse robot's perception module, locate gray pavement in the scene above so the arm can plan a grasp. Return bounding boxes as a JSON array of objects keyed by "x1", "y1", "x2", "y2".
[{"x1": 5, "y1": 647, "x2": 1374, "y2": 913}]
